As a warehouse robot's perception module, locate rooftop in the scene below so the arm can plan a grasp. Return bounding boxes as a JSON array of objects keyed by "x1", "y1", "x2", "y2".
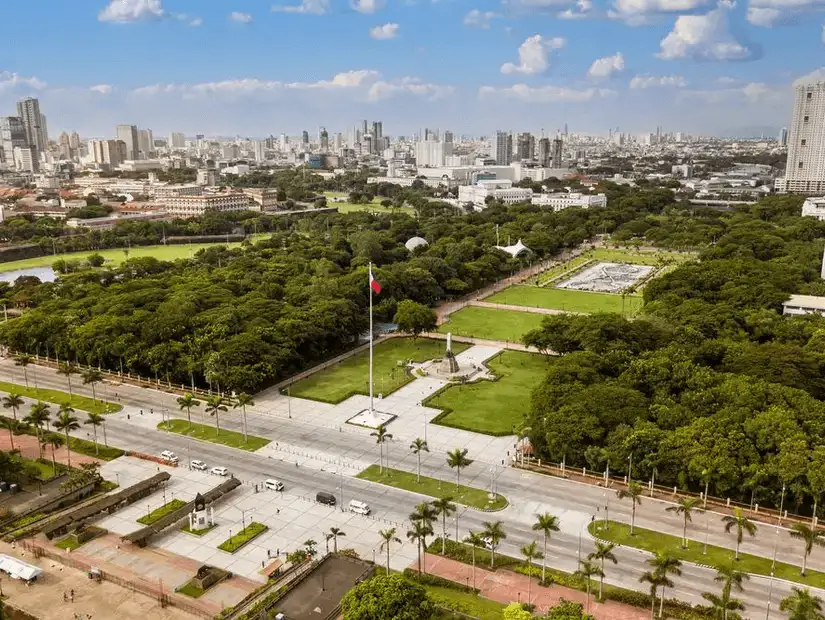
[{"x1": 783, "y1": 295, "x2": 825, "y2": 311}]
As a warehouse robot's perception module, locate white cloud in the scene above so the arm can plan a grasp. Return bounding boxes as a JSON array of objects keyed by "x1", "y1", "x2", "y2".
[
  {"x1": 479, "y1": 84, "x2": 615, "y2": 102},
  {"x1": 370, "y1": 23, "x2": 399, "y2": 39},
  {"x1": 187, "y1": 17, "x2": 203, "y2": 26},
  {"x1": 558, "y1": 0, "x2": 594, "y2": 18},
  {"x1": 89, "y1": 84, "x2": 113, "y2": 94},
  {"x1": 629, "y1": 74, "x2": 687, "y2": 88},
  {"x1": 98, "y1": 0, "x2": 165, "y2": 22},
  {"x1": 352, "y1": 0, "x2": 385, "y2": 12},
  {"x1": 230, "y1": 11, "x2": 253, "y2": 23},
  {"x1": 657, "y1": 3, "x2": 755, "y2": 60},
  {"x1": 746, "y1": 0, "x2": 825, "y2": 27},
  {"x1": 795, "y1": 67, "x2": 825, "y2": 86},
  {"x1": 271, "y1": 0, "x2": 330, "y2": 14},
  {"x1": 463, "y1": 9, "x2": 501, "y2": 27},
  {"x1": 609, "y1": 0, "x2": 711, "y2": 23},
  {"x1": 0, "y1": 71, "x2": 46, "y2": 91},
  {"x1": 587, "y1": 53, "x2": 625, "y2": 79},
  {"x1": 715, "y1": 75, "x2": 740, "y2": 84},
  {"x1": 680, "y1": 81, "x2": 787, "y2": 105},
  {"x1": 501, "y1": 35, "x2": 565, "y2": 75},
  {"x1": 368, "y1": 78, "x2": 454, "y2": 101}
]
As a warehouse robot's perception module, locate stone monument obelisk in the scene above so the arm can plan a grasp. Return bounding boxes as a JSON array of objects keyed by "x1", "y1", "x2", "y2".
[{"x1": 439, "y1": 332, "x2": 460, "y2": 374}]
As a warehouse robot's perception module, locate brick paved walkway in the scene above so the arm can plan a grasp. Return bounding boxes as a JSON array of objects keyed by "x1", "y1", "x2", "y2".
[
  {"x1": 0, "y1": 431, "x2": 103, "y2": 466},
  {"x1": 421, "y1": 553, "x2": 649, "y2": 620}
]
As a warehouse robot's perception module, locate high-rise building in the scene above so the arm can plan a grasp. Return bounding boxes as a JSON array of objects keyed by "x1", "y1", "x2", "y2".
[
  {"x1": 319, "y1": 127, "x2": 329, "y2": 152},
  {"x1": 116, "y1": 124, "x2": 139, "y2": 160},
  {"x1": 443, "y1": 131, "x2": 453, "y2": 144},
  {"x1": 69, "y1": 131, "x2": 81, "y2": 150},
  {"x1": 89, "y1": 139, "x2": 127, "y2": 167},
  {"x1": 779, "y1": 80, "x2": 825, "y2": 194},
  {"x1": 516, "y1": 132, "x2": 534, "y2": 161},
  {"x1": 138, "y1": 129, "x2": 154, "y2": 157},
  {"x1": 169, "y1": 132, "x2": 186, "y2": 148},
  {"x1": 492, "y1": 131, "x2": 512, "y2": 166},
  {"x1": 13, "y1": 146, "x2": 38, "y2": 172},
  {"x1": 551, "y1": 138, "x2": 563, "y2": 168},
  {"x1": 16, "y1": 98, "x2": 46, "y2": 153},
  {"x1": 779, "y1": 127, "x2": 789, "y2": 147},
  {"x1": 334, "y1": 132, "x2": 343, "y2": 150},
  {"x1": 39, "y1": 114, "x2": 49, "y2": 148},
  {"x1": 360, "y1": 120, "x2": 369, "y2": 140},
  {"x1": 253, "y1": 140, "x2": 266, "y2": 162},
  {"x1": 279, "y1": 133, "x2": 288, "y2": 150},
  {"x1": 301, "y1": 130, "x2": 309, "y2": 146},
  {"x1": 415, "y1": 139, "x2": 453, "y2": 167},
  {"x1": 537, "y1": 138, "x2": 551, "y2": 167},
  {"x1": 0, "y1": 117, "x2": 26, "y2": 165},
  {"x1": 372, "y1": 122, "x2": 383, "y2": 152}
]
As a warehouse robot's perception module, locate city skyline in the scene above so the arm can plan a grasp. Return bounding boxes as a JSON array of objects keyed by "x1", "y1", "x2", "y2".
[{"x1": 0, "y1": 0, "x2": 823, "y2": 136}]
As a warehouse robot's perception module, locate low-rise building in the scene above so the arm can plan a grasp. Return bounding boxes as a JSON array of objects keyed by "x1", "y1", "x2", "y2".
[
  {"x1": 802, "y1": 197, "x2": 825, "y2": 220},
  {"x1": 242, "y1": 188, "x2": 280, "y2": 211},
  {"x1": 532, "y1": 192, "x2": 607, "y2": 210},
  {"x1": 66, "y1": 210, "x2": 170, "y2": 230},
  {"x1": 162, "y1": 192, "x2": 253, "y2": 217},
  {"x1": 782, "y1": 294, "x2": 825, "y2": 316},
  {"x1": 153, "y1": 183, "x2": 203, "y2": 200},
  {"x1": 458, "y1": 180, "x2": 533, "y2": 207}
]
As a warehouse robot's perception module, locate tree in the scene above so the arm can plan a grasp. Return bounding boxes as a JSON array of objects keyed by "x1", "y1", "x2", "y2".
[
  {"x1": 409, "y1": 437, "x2": 429, "y2": 483},
  {"x1": 393, "y1": 300, "x2": 437, "y2": 338},
  {"x1": 87, "y1": 253, "x2": 105, "y2": 268},
  {"x1": 84, "y1": 412, "x2": 105, "y2": 455},
  {"x1": 0, "y1": 417, "x2": 18, "y2": 451},
  {"x1": 721, "y1": 509, "x2": 758, "y2": 560},
  {"x1": 2, "y1": 392, "x2": 24, "y2": 422},
  {"x1": 379, "y1": 527, "x2": 401, "y2": 576},
  {"x1": 574, "y1": 560, "x2": 603, "y2": 615},
  {"x1": 431, "y1": 496, "x2": 456, "y2": 555},
  {"x1": 81, "y1": 369, "x2": 103, "y2": 404},
  {"x1": 304, "y1": 539, "x2": 318, "y2": 558},
  {"x1": 45, "y1": 434, "x2": 64, "y2": 475},
  {"x1": 177, "y1": 393, "x2": 201, "y2": 427},
  {"x1": 790, "y1": 523, "x2": 825, "y2": 576},
  {"x1": 204, "y1": 395, "x2": 228, "y2": 434},
  {"x1": 533, "y1": 512, "x2": 560, "y2": 584},
  {"x1": 446, "y1": 447, "x2": 471, "y2": 490},
  {"x1": 701, "y1": 591, "x2": 745, "y2": 620},
  {"x1": 520, "y1": 540, "x2": 544, "y2": 605},
  {"x1": 707, "y1": 564, "x2": 749, "y2": 620},
  {"x1": 666, "y1": 497, "x2": 700, "y2": 549},
  {"x1": 329, "y1": 527, "x2": 345, "y2": 553},
  {"x1": 53, "y1": 404, "x2": 80, "y2": 467},
  {"x1": 57, "y1": 362, "x2": 79, "y2": 396},
  {"x1": 23, "y1": 401, "x2": 50, "y2": 459},
  {"x1": 545, "y1": 599, "x2": 594, "y2": 620},
  {"x1": 233, "y1": 392, "x2": 254, "y2": 442},
  {"x1": 503, "y1": 602, "x2": 532, "y2": 620},
  {"x1": 407, "y1": 519, "x2": 433, "y2": 575},
  {"x1": 464, "y1": 531, "x2": 485, "y2": 590},
  {"x1": 616, "y1": 482, "x2": 644, "y2": 535},
  {"x1": 341, "y1": 573, "x2": 435, "y2": 620},
  {"x1": 14, "y1": 353, "x2": 34, "y2": 388},
  {"x1": 482, "y1": 520, "x2": 506, "y2": 568},
  {"x1": 371, "y1": 425, "x2": 393, "y2": 474},
  {"x1": 587, "y1": 541, "x2": 617, "y2": 600},
  {"x1": 780, "y1": 587, "x2": 825, "y2": 620},
  {"x1": 648, "y1": 553, "x2": 681, "y2": 618},
  {"x1": 639, "y1": 571, "x2": 662, "y2": 620}
]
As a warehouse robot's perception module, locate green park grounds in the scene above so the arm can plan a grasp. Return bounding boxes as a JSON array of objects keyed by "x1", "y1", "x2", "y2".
[
  {"x1": 0, "y1": 379, "x2": 121, "y2": 415},
  {"x1": 323, "y1": 191, "x2": 411, "y2": 214},
  {"x1": 437, "y1": 307, "x2": 546, "y2": 343},
  {"x1": 157, "y1": 419, "x2": 270, "y2": 451},
  {"x1": 485, "y1": 286, "x2": 644, "y2": 315}
]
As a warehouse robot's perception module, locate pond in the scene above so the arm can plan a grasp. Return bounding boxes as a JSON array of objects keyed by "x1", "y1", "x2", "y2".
[{"x1": 0, "y1": 266, "x2": 57, "y2": 284}]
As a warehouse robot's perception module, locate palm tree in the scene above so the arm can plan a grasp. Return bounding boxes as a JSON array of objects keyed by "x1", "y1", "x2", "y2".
[
  {"x1": 575, "y1": 560, "x2": 604, "y2": 615},
  {"x1": 532, "y1": 512, "x2": 560, "y2": 584},
  {"x1": 328, "y1": 527, "x2": 345, "y2": 553},
  {"x1": 204, "y1": 395, "x2": 228, "y2": 434},
  {"x1": 410, "y1": 502, "x2": 438, "y2": 527},
  {"x1": 616, "y1": 481, "x2": 644, "y2": 535},
  {"x1": 45, "y1": 434, "x2": 64, "y2": 475},
  {"x1": 482, "y1": 520, "x2": 506, "y2": 568},
  {"x1": 57, "y1": 362, "x2": 79, "y2": 396},
  {"x1": 23, "y1": 401, "x2": 50, "y2": 459},
  {"x1": 721, "y1": 508, "x2": 758, "y2": 560},
  {"x1": 712, "y1": 564, "x2": 749, "y2": 620},
  {"x1": 446, "y1": 447, "x2": 471, "y2": 490},
  {"x1": 666, "y1": 497, "x2": 700, "y2": 549},
  {"x1": 410, "y1": 437, "x2": 429, "y2": 483},
  {"x1": 2, "y1": 392, "x2": 24, "y2": 422},
  {"x1": 0, "y1": 417, "x2": 18, "y2": 451},
  {"x1": 431, "y1": 496, "x2": 456, "y2": 554},
  {"x1": 648, "y1": 553, "x2": 682, "y2": 618},
  {"x1": 588, "y1": 541, "x2": 617, "y2": 600},
  {"x1": 233, "y1": 393, "x2": 254, "y2": 442},
  {"x1": 379, "y1": 527, "x2": 401, "y2": 576},
  {"x1": 780, "y1": 587, "x2": 825, "y2": 620},
  {"x1": 84, "y1": 412, "x2": 105, "y2": 455},
  {"x1": 639, "y1": 571, "x2": 661, "y2": 620},
  {"x1": 370, "y1": 425, "x2": 393, "y2": 474},
  {"x1": 701, "y1": 591, "x2": 745, "y2": 620},
  {"x1": 14, "y1": 353, "x2": 34, "y2": 388},
  {"x1": 81, "y1": 369, "x2": 103, "y2": 404},
  {"x1": 790, "y1": 523, "x2": 825, "y2": 576},
  {"x1": 407, "y1": 519, "x2": 433, "y2": 575},
  {"x1": 53, "y1": 404, "x2": 80, "y2": 467},
  {"x1": 177, "y1": 393, "x2": 201, "y2": 427},
  {"x1": 464, "y1": 531, "x2": 485, "y2": 590},
  {"x1": 521, "y1": 540, "x2": 543, "y2": 605}
]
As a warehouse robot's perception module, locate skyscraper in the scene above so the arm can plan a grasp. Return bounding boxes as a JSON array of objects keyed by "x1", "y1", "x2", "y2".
[
  {"x1": 492, "y1": 131, "x2": 512, "y2": 166},
  {"x1": 516, "y1": 132, "x2": 534, "y2": 161},
  {"x1": 169, "y1": 132, "x2": 186, "y2": 149},
  {"x1": 116, "y1": 124, "x2": 139, "y2": 160},
  {"x1": 301, "y1": 130, "x2": 309, "y2": 146},
  {"x1": 319, "y1": 127, "x2": 329, "y2": 152},
  {"x1": 16, "y1": 97, "x2": 46, "y2": 153},
  {"x1": 253, "y1": 140, "x2": 266, "y2": 162},
  {"x1": 551, "y1": 138, "x2": 563, "y2": 168},
  {"x1": 779, "y1": 127, "x2": 789, "y2": 146},
  {"x1": 0, "y1": 117, "x2": 26, "y2": 164},
  {"x1": 138, "y1": 128, "x2": 154, "y2": 157},
  {"x1": 69, "y1": 131, "x2": 81, "y2": 150},
  {"x1": 537, "y1": 137, "x2": 551, "y2": 167},
  {"x1": 780, "y1": 80, "x2": 825, "y2": 194}
]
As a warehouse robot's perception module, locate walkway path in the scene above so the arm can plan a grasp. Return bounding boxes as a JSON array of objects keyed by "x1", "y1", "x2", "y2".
[
  {"x1": 0, "y1": 431, "x2": 103, "y2": 466},
  {"x1": 421, "y1": 553, "x2": 648, "y2": 620},
  {"x1": 468, "y1": 300, "x2": 573, "y2": 315}
]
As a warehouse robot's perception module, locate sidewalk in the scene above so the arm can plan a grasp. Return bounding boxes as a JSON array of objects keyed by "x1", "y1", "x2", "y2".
[
  {"x1": 0, "y1": 431, "x2": 103, "y2": 466},
  {"x1": 421, "y1": 553, "x2": 648, "y2": 620}
]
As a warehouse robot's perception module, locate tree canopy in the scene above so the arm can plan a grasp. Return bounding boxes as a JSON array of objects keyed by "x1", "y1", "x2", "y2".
[{"x1": 341, "y1": 574, "x2": 435, "y2": 620}]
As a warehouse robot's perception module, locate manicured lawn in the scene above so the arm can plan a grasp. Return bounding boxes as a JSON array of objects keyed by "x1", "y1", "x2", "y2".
[
  {"x1": 177, "y1": 582, "x2": 206, "y2": 598},
  {"x1": 427, "y1": 351, "x2": 549, "y2": 436},
  {"x1": 24, "y1": 458, "x2": 64, "y2": 481},
  {"x1": 323, "y1": 192, "x2": 411, "y2": 214},
  {"x1": 137, "y1": 499, "x2": 187, "y2": 525},
  {"x1": 157, "y1": 419, "x2": 270, "y2": 451},
  {"x1": 425, "y1": 585, "x2": 506, "y2": 620},
  {"x1": 0, "y1": 380, "x2": 121, "y2": 415},
  {"x1": 485, "y1": 286, "x2": 643, "y2": 315},
  {"x1": 218, "y1": 522, "x2": 268, "y2": 553},
  {"x1": 66, "y1": 436, "x2": 124, "y2": 460},
  {"x1": 55, "y1": 536, "x2": 82, "y2": 551},
  {"x1": 357, "y1": 465, "x2": 507, "y2": 511},
  {"x1": 534, "y1": 256, "x2": 593, "y2": 286},
  {"x1": 182, "y1": 523, "x2": 217, "y2": 536},
  {"x1": 287, "y1": 338, "x2": 468, "y2": 404},
  {"x1": 438, "y1": 307, "x2": 546, "y2": 343},
  {"x1": 590, "y1": 520, "x2": 825, "y2": 589},
  {"x1": 591, "y1": 248, "x2": 695, "y2": 265}
]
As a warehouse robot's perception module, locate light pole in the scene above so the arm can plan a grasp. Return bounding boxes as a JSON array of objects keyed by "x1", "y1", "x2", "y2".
[
  {"x1": 765, "y1": 571, "x2": 775, "y2": 620},
  {"x1": 287, "y1": 386, "x2": 292, "y2": 419},
  {"x1": 778, "y1": 484, "x2": 786, "y2": 526},
  {"x1": 627, "y1": 453, "x2": 633, "y2": 483},
  {"x1": 702, "y1": 469, "x2": 710, "y2": 510},
  {"x1": 649, "y1": 467, "x2": 657, "y2": 498},
  {"x1": 703, "y1": 508, "x2": 710, "y2": 555}
]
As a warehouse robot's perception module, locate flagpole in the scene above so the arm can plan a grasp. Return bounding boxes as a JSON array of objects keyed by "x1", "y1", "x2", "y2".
[{"x1": 369, "y1": 262, "x2": 374, "y2": 414}]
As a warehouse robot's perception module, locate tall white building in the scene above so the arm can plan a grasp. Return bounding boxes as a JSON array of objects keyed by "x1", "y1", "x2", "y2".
[
  {"x1": 116, "y1": 124, "x2": 139, "y2": 161},
  {"x1": 13, "y1": 146, "x2": 38, "y2": 172},
  {"x1": 491, "y1": 131, "x2": 512, "y2": 166},
  {"x1": 778, "y1": 80, "x2": 825, "y2": 194},
  {"x1": 169, "y1": 132, "x2": 186, "y2": 149},
  {"x1": 253, "y1": 140, "x2": 266, "y2": 162},
  {"x1": 137, "y1": 129, "x2": 154, "y2": 157},
  {"x1": 89, "y1": 139, "x2": 127, "y2": 167},
  {"x1": 414, "y1": 139, "x2": 453, "y2": 167},
  {"x1": 16, "y1": 97, "x2": 46, "y2": 153}
]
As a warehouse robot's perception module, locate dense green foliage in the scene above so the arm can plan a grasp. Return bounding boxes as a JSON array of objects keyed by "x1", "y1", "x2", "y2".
[{"x1": 341, "y1": 574, "x2": 436, "y2": 620}]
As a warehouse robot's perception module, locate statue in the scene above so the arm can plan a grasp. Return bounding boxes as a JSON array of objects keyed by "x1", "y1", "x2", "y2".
[{"x1": 439, "y1": 332, "x2": 460, "y2": 374}]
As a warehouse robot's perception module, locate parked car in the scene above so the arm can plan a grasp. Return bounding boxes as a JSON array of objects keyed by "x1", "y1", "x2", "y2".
[
  {"x1": 316, "y1": 491, "x2": 336, "y2": 506},
  {"x1": 211, "y1": 466, "x2": 229, "y2": 476},
  {"x1": 160, "y1": 451, "x2": 179, "y2": 463},
  {"x1": 264, "y1": 479, "x2": 284, "y2": 491},
  {"x1": 482, "y1": 536, "x2": 495, "y2": 549},
  {"x1": 190, "y1": 460, "x2": 207, "y2": 471},
  {"x1": 348, "y1": 499, "x2": 371, "y2": 515}
]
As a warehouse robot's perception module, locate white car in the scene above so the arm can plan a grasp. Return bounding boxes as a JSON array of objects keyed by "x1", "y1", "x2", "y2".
[
  {"x1": 160, "y1": 450, "x2": 178, "y2": 463},
  {"x1": 264, "y1": 479, "x2": 284, "y2": 491},
  {"x1": 211, "y1": 466, "x2": 229, "y2": 476},
  {"x1": 348, "y1": 500, "x2": 371, "y2": 515},
  {"x1": 190, "y1": 460, "x2": 207, "y2": 471},
  {"x1": 482, "y1": 536, "x2": 495, "y2": 549}
]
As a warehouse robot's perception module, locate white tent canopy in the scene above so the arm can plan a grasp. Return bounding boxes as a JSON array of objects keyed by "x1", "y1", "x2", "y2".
[
  {"x1": 495, "y1": 239, "x2": 532, "y2": 258},
  {"x1": 0, "y1": 554, "x2": 43, "y2": 581}
]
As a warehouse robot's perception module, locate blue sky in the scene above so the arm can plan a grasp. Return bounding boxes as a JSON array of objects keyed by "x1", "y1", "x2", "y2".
[{"x1": 0, "y1": 0, "x2": 823, "y2": 137}]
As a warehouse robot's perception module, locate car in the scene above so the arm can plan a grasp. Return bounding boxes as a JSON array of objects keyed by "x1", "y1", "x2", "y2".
[
  {"x1": 190, "y1": 460, "x2": 207, "y2": 471},
  {"x1": 160, "y1": 450, "x2": 179, "y2": 463},
  {"x1": 264, "y1": 479, "x2": 284, "y2": 491},
  {"x1": 211, "y1": 466, "x2": 229, "y2": 476},
  {"x1": 348, "y1": 499, "x2": 371, "y2": 515},
  {"x1": 316, "y1": 491, "x2": 336, "y2": 506},
  {"x1": 482, "y1": 536, "x2": 495, "y2": 549}
]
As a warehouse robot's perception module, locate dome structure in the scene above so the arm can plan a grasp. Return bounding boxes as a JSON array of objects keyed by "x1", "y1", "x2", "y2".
[
  {"x1": 405, "y1": 236, "x2": 429, "y2": 252},
  {"x1": 495, "y1": 239, "x2": 532, "y2": 258}
]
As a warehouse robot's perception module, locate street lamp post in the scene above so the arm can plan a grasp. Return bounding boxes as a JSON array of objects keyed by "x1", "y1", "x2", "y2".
[
  {"x1": 778, "y1": 484, "x2": 786, "y2": 526},
  {"x1": 765, "y1": 571, "x2": 775, "y2": 620},
  {"x1": 703, "y1": 508, "x2": 710, "y2": 555},
  {"x1": 287, "y1": 387, "x2": 292, "y2": 419},
  {"x1": 627, "y1": 453, "x2": 633, "y2": 483},
  {"x1": 702, "y1": 470, "x2": 710, "y2": 510}
]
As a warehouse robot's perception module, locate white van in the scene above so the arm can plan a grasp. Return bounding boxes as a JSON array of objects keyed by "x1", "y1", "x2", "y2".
[
  {"x1": 348, "y1": 500, "x2": 371, "y2": 515},
  {"x1": 160, "y1": 450, "x2": 178, "y2": 463},
  {"x1": 265, "y1": 479, "x2": 284, "y2": 491}
]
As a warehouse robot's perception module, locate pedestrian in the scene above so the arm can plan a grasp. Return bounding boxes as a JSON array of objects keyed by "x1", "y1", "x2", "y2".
[
  {"x1": 277, "y1": 548, "x2": 280, "y2": 556},
  {"x1": 276, "y1": 508, "x2": 280, "y2": 515},
  {"x1": 267, "y1": 549, "x2": 271, "y2": 558},
  {"x1": 261, "y1": 560, "x2": 265, "y2": 568},
  {"x1": 63, "y1": 591, "x2": 67, "y2": 602}
]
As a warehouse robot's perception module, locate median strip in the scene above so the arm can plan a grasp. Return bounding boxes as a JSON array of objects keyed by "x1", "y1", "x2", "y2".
[
  {"x1": 137, "y1": 499, "x2": 187, "y2": 525},
  {"x1": 218, "y1": 522, "x2": 268, "y2": 553},
  {"x1": 0, "y1": 380, "x2": 121, "y2": 415},
  {"x1": 157, "y1": 419, "x2": 270, "y2": 452}
]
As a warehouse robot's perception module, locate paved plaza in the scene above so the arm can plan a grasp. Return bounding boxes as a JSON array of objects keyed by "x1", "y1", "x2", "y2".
[{"x1": 557, "y1": 261, "x2": 655, "y2": 293}]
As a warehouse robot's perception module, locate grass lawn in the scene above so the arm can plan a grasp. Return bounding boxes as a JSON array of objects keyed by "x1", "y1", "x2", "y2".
[
  {"x1": 357, "y1": 465, "x2": 507, "y2": 511},
  {"x1": 55, "y1": 536, "x2": 82, "y2": 551},
  {"x1": 66, "y1": 436, "x2": 124, "y2": 460},
  {"x1": 427, "y1": 351, "x2": 549, "y2": 436},
  {"x1": 137, "y1": 499, "x2": 187, "y2": 525},
  {"x1": 426, "y1": 585, "x2": 506, "y2": 620},
  {"x1": 287, "y1": 338, "x2": 467, "y2": 404},
  {"x1": 0, "y1": 380, "x2": 121, "y2": 415},
  {"x1": 591, "y1": 520, "x2": 825, "y2": 590},
  {"x1": 177, "y1": 582, "x2": 206, "y2": 598},
  {"x1": 182, "y1": 523, "x2": 217, "y2": 537},
  {"x1": 438, "y1": 307, "x2": 545, "y2": 343},
  {"x1": 485, "y1": 286, "x2": 643, "y2": 315},
  {"x1": 157, "y1": 419, "x2": 270, "y2": 451},
  {"x1": 534, "y1": 256, "x2": 593, "y2": 286},
  {"x1": 24, "y1": 458, "x2": 64, "y2": 481},
  {"x1": 218, "y1": 522, "x2": 268, "y2": 553},
  {"x1": 591, "y1": 248, "x2": 695, "y2": 265}
]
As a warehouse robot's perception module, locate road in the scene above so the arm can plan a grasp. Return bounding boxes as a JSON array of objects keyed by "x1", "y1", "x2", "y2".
[{"x1": 1, "y1": 360, "x2": 819, "y2": 618}]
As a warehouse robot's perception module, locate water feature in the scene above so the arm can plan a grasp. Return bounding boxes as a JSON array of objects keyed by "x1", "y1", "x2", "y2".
[{"x1": 0, "y1": 266, "x2": 57, "y2": 284}]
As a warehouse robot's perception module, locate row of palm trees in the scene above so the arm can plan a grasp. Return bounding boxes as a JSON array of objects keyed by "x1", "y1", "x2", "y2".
[
  {"x1": 175, "y1": 392, "x2": 255, "y2": 441},
  {"x1": 10, "y1": 354, "x2": 108, "y2": 408}
]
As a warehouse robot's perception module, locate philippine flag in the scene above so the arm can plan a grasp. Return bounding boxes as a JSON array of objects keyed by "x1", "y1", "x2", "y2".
[{"x1": 369, "y1": 266, "x2": 382, "y2": 295}]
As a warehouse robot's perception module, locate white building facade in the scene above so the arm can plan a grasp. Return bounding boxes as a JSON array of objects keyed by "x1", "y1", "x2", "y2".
[
  {"x1": 802, "y1": 197, "x2": 825, "y2": 220},
  {"x1": 532, "y1": 192, "x2": 607, "y2": 210},
  {"x1": 777, "y1": 81, "x2": 825, "y2": 194},
  {"x1": 162, "y1": 192, "x2": 253, "y2": 217}
]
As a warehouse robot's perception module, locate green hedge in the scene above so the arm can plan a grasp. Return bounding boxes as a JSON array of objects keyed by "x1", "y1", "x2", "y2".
[
  {"x1": 426, "y1": 538, "x2": 519, "y2": 570},
  {"x1": 402, "y1": 568, "x2": 480, "y2": 594}
]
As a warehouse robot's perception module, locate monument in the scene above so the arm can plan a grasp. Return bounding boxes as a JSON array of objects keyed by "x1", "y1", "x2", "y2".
[
  {"x1": 188, "y1": 493, "x2": 214, "y2": 531},
  {"x1": 438, "y1": 333, "x2": 460, "y2": 374}
]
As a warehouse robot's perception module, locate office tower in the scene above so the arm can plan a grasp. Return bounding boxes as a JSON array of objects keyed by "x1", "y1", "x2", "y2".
[
  {"x1": 279, "y1": 133, "x2": 288, "y2": 150},
  {"x1": 69, "y1": 131, "x2": 81, "y2": 150},
  {"x1": 563, "y1": 122, "x2": 568, "y2": 136},
  {"x1": 0, "y1": 117, "x2": 26, "y2": 164},
  {"x1": 415, "y1": 138, "x2": 453, "y2": 167},
  {"x1": 13, "y1": 146, "x2": 38, "y2": 172},
  {"x1": 16, "y1": 97, "x2": 46, "y2": 152},
  {"x1": 301, "y1": 130, "x2": 309, "y2": 146},
  {"x1": 443, "y1": 131, "x2": 453, "y2": 144},
  {"x1": 116, "y1": 124, "x2": 139, "y2": 160},
  {"x1": 782, "y1": 80, "x2": 825, "y2": 194},
  {"x1": 371, "y1": 121, "x2": 383, "y2": 153},
  {"x1": 169, "y1": 132, "x2": 186, "y2": 149},
  {"x1": 492, "y1": 130, "x2": 512, "y2": 166},
  {"x1": 551, "y1": 138, "x2": 563, "y2": 168},
  {"x1": 319, "y1": 127, "x2": 329, "y2": 152},
  {"x1": 39, "y1": 114, "x2": 48, "y2": 148},
  {"x1": 253, "y1": 140, "x2": 266, "y2": 162},
  {"x1": 334, "y1": 132, "x2": 343, "y2": 150},
  {"x1": 360, "y1": 120, "x2": 369, "y2": 140},
  {"x1": 537, "y1": 137, "x2": 550, "y2": 167},
  {"x1": 222, "y1": 144, "x2": 239, "y2": 159},
  {"x1": 89, "y1": 139, "x2": 126, "y2": 167},
  {"x1": 516, "y1": 132, "x2": 534, "y2": 161},
  {"x1": 347, "y1": 127, "x2": 357, "y2": 148},
  {"x1": 361, "y1": 135, "x2": 373, "y2": 155},
  {"x1": 779, "y1": 127, "x2": 789, "y2": 146},
  {"x1": 138, "y1": 128, "x2": 154, "y2": 157}
]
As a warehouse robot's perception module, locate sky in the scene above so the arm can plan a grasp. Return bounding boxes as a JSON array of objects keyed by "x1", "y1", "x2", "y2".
[{"x1": 0, "y1": 0, "x2": 824, "y2": 137}]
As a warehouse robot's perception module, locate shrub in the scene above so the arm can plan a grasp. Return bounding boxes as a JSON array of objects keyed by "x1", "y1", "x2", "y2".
[{"x1": 402, "y1": 569, "x2": 479, "y2": 594}]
